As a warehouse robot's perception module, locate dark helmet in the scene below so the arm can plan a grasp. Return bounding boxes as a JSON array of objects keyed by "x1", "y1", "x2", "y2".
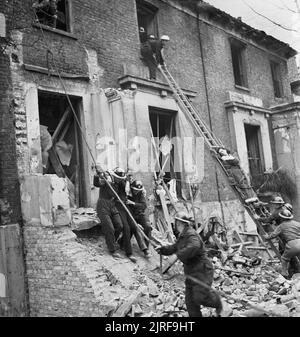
[
  {"x1": 131, "y1": 180, "x2": 144, "y2": 191},
  {"x1": 278, "y1": 209, "x2": 293, "y2": 220},
  {"x1": 271, "y1": 196, "x2": 285, "y2": 204},
  {"x1": 111, "y1": 167, "x2": 126, "y2": 179}
]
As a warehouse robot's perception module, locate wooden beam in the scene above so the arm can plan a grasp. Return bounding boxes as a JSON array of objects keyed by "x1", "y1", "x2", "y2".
[{"x1": 52, "y1": 106, "x2": 71, "y2": 144}]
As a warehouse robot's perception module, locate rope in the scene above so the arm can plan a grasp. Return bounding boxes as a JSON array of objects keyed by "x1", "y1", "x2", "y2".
[{"x1": 31, "y1": 8, "x2": 158, "y2": 249}]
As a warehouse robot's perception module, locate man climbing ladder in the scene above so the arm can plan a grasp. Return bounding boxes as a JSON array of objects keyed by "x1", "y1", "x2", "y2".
[{"x1": 157, "y1": 63, "x2": 281, "y2": 260}]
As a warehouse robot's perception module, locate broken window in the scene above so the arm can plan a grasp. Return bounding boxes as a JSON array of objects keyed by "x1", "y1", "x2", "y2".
[
  {"x1": 136, "y1": 0, "x2": 158, "y2": 41},
  {"x1": 270, "y1": 61, "x2": 284, "y2": 98},
  {"x1": 38, "y1": 91, "x2": 88, "y2": 207},
  {"x1": 230, "y1": 40, "x2": 248, "y2": 88},
  {"x1": 149, "y1": 108, "x2": 177, "y2": 184},
  {"x1": 33, "y1": 0, "x2": 70, "y2": 31},
  {"x1": 244, "y1": 124, "x2": 265, "y2": 190}
]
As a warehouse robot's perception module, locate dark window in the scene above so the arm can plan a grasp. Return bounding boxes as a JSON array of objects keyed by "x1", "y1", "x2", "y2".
[
  {"x1": 230, "y1": 40, "x2": 248, "y2": 88},
  {"x1": 244, "y1": 124, "x2": 265, "y2": 190},
  {"x1": 136, "y1": 0, "x2": 158, "y2": 41},
  {"x1": 33, "y1": 0, "x2": 70, "y2": 32},
  {"x1": 270, "y1": 61, "x2": 284, "y2": 98},
  {"x1": 149, "y1": 108, "x2": 177, "y2": 185},
  {"x1": 38, "y1": 91, "x2": 87, "y2": 207}
]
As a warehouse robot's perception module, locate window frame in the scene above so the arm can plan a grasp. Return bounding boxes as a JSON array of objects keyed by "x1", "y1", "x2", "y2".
[
  {"x1": 270, "y1": 61, "x2": 284, "y2": 98},
  {"x1": 136, "y1": 0, "x2": 159, "y2": 40},
  {"x1": 230, "y1": 38, "x2": 248, "y2": 89},
  {"x1": 32, "y1": 0, "x2": 73, "y2": 34}
]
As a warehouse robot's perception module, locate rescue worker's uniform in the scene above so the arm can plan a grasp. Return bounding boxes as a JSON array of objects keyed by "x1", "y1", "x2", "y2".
[
  {"x1": 266, "y1": 210, "x2": 300, "y2": 277},
  {"x1": 128, "y1": 181, "x2": 152, "y2": 248},
  {"x1": 93, "y1": 172, "x2": 123, "y2": 255},
  {"x1": 157, "y1": 223, "x2": 222, "y2": 317},
  {"x1": 113, "y1": 172, "x2": 148, "y2": 261}
]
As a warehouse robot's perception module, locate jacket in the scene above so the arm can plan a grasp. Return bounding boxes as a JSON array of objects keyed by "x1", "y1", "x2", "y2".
[
  {"x1": 128, "y1": 193, "x2": 147, "y2": 217},
  {"x1": 268, "y1": 220, "x2": 300, "y2": 243},
  {"x1": 93, "y1": 173, "x2": 116, "y2": 200},
  {"x1": 160, "y1": 226, "x2": 210, "y2": 279}
]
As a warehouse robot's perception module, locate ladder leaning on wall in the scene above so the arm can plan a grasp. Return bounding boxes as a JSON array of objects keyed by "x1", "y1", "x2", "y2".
[{"x1": 157, "y1": 63, "x2": 281, "y2": 260}]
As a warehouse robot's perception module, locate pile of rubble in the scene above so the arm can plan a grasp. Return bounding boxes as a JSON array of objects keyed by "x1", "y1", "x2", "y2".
[{"x1": 123, "y1": 248, "x2": 300, "y2": 317}]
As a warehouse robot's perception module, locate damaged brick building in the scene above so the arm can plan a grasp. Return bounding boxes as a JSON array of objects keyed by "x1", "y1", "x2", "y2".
[{"x1": 0, "y1": 0, "x2": 299, "y2": 316}]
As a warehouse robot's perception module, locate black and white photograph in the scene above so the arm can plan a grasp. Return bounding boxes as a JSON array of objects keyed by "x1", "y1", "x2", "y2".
[{"x1": 0, "y1": 0, "x2": 300, "y2": 323}]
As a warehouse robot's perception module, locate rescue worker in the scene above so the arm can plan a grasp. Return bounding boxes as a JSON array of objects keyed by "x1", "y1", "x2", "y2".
[
  {"x1": 32, "y1": 0, "x2": 59, "y2": 28},
  {"x1": 155, "y1": 212, "x2": 228, "y2": 317},
  {"x1": 217, "y1": 147, "x2": 257, "y2": 201},
  {"x1": 139, "y1": 26, "x2": 147, "y2": 43},
  {"x1": 127, "y1": 180, "x2": 152, "y2": 250},
  {"x1": 259, "y1": 196, "x2": 291, "y2": 225},
  {"x1": 264, "y1": 209, "x2": 300, "y2": 278},
  {"x1": 112, "y1": 168, "x2": 150, "y2": 261},
  {"x1": 140, "y1": 34, "x2": 170, "y2": 80},
  {"x1": 93, "y1": 169, "x2": 123, "y2": 259}
]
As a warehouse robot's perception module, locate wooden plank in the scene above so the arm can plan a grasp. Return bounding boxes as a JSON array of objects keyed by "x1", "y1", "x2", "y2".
[
  {"x1": 4, "y1": 225, "x2": 26, "y2": 314},
  {"x1": 0, "y1": 229, "x2": 8, "y2": 298},
  {"x1": 58, "y1": 120, "x2": 71, "y2": 142},
  {"x1": 0, "y1": 225, "x2": 26, "y2": 315},
  {"x1": 112, "y1": 287, "x2": 145, "y2": 317},
  {"x1": 74, "y1": 120, "x2": 80, "y2": 206},
  {"x1": 157, "y1": 190, "x2": 174, "y2": 243},
  {"x1": 52, "y1": 106, "x2": 71, "y2": 143}
]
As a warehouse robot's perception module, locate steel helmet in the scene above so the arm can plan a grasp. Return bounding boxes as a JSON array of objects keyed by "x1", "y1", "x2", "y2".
[
  {"x1": 131, "y1": 180, "x2": 144, "y2": 191},
  {"x1": 149, "y1": 34, "x2": 156, "y2": 39},
  {"x1": 270, "y1": 196, "x2": 284, "y2": 204},
  {"x1": 284, "y1": 203, "x2": 293, "y2": 212},
  {"x1": 278, "y1": 209, "x2": 293, "y2": 220},
  {"x1": 160, "y1": 35, "x2": 170, "y2": 41},
  {"x1": 111, "y1": 167, "x2": 126, "y2": 179}
]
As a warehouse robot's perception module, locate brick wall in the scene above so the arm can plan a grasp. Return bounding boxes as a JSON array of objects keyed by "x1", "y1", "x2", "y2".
[
  {"x1": 0, "y1": 21, "x2": 21, "y2": 224},
  {"x1": 24, "y1": 225, "x2": 112, "y2": 317},
  {"x1": 5, "y1": 0, "x2": 295, "y2": 205}
]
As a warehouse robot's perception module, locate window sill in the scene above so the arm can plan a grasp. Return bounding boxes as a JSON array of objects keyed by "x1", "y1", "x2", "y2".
[
  {"x1": 235, "y1": 84, "x2": 250, "y2": 92},
  {"x1": 32, "y1": 23, "x2": 78, "y2": 40}
]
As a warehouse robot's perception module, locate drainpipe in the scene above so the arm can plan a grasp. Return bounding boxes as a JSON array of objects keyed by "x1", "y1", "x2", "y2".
[{"x1": 196, "y1": 13, "x2": 226, "y2": 225}]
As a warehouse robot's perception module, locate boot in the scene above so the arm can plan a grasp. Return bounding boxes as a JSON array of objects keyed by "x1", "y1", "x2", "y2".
[
  {"x1": 127, "y1": 255, "x2": 137, "y2": 263},
  {"x1": 281, "y1": 259, "x2": 289, "y2": 278}
]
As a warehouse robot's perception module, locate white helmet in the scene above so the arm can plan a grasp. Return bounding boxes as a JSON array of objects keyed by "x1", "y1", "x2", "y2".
[{"x1": 160, "y1": 35, "x2": 170, "y2": 41}]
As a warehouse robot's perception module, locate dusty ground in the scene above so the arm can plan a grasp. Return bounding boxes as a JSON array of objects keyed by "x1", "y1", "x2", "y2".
[{"x1": 74, "y1": 227, "x2": 300, "y2": 317}]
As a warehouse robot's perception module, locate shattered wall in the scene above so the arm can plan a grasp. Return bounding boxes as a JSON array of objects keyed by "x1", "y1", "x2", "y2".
[{"x1": 21, "y1": 174, "x2": 122, "y2": 316}]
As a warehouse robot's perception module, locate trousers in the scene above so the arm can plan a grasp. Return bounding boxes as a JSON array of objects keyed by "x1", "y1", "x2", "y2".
[
  {"x1": 117, "y1": 205, "x2": 147, "y2": 256},
  {"x1": 185, "y1": 261, "x2": 222, "y2": 317},
  {"x1": 96, "y1": 198, "x2": 123, "y2": 253}
]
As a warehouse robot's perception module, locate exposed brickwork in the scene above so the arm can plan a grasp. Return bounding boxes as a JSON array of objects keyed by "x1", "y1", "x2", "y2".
[{"x1": 24, "y1": 224, "x2": 120, "y2": 317}]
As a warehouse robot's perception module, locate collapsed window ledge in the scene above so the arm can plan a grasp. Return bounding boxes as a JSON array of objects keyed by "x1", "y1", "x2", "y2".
[
  {"x1": 24, "y1": 63, "x2": 89, "y2": 81},
  {"x1": 32, "y1": 23, "x2": 78, "y2": 40},
  {"x1": 235, "y1": 84, "x2": 250, "y2": 92}
]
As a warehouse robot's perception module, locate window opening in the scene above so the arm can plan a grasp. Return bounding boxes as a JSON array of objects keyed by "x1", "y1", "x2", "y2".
[
  {"x1": 149, "y1": 108, "x2": 178, "y2": 185},
  {"x1": 270, "y1": 61, "x2": 284, "y2": 98},
  {"x1": 136, "y1": 0, "x2": 158, "y2": 40},
  {"x1": 33, "y1": 0, "x2": 69, "y2": 31},
  {"x1": 38, "y1": 91, "x2": 86, "y2": 207},
  {"x1": 230, "y1": 40, "x2": 248, "y2": 88},
  {"x1": 244, "y1": 124, "x2": 265, "y2": 190}
]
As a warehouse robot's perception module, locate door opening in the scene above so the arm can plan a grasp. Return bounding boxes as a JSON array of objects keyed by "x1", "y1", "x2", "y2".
[
  {"x1": 244, "y1": 124, "x2": 265, "y2": 190},
  {"x1": 38, "y1": 91, "x2": 87, "y2": 207}
]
